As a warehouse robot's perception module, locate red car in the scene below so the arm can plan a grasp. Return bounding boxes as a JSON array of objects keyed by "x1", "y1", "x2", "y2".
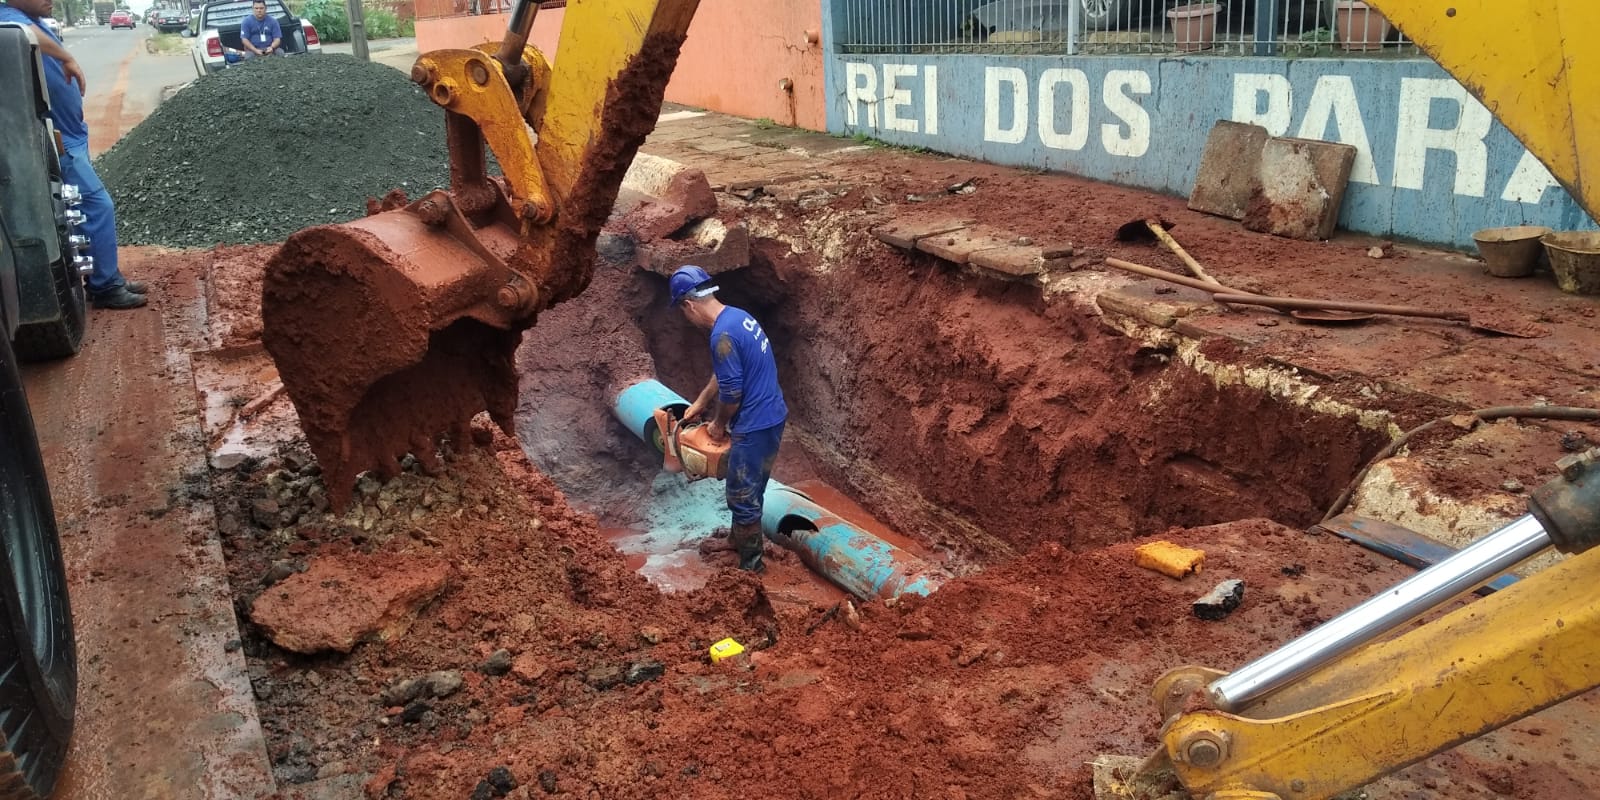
[{"x1": 109, "y1": 9, "x2": 135, "y2": 29}]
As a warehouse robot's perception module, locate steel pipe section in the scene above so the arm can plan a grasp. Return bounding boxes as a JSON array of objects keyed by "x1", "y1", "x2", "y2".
[
  {"x1": 610, "y1": 379, "x2": 948, "y2": 600},
  {"x1": 1210, "y1": 513, "x2": 1553, "y2": 712}
]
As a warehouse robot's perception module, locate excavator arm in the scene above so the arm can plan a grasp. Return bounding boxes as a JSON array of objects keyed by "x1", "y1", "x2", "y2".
[
  {"x1": 1367, "y1": 1, "x2": 1600, "y2": 222},
  {"x1": 260, "y1": 0, "x2": 700, "y2": 505}
]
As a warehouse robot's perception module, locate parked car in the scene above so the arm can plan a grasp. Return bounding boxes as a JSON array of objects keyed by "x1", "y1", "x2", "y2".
[
  {"x1": 190, "y1": 0, "x2": 321, "y2": 77},
  {"x1": 0, "y1": 23, "x2": 86, "y2": 800},
  {"x1": 1077, "y1": 0, "x2": 1334, "y2": 32},
  {"x1": 108, "y1": 9, "x2": 134, "y2": 28},
  {"x1": 152, "y1": 8, "x2": 190, "y2": 33},
  {"x1": 40, "y1": 16, "x2": 61, "y2": 38}
]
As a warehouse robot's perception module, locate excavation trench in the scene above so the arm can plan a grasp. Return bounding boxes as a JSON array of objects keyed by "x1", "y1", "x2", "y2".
[{"x1": 512, "y1": 230, "x2": 1389, "y2": 596}]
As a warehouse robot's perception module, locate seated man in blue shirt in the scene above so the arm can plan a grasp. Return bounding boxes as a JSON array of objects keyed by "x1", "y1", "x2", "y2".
[
  {"x1": 671, "y1": 265, "x2": 789, "y2": 572},
  {"x1": 0, "y1": 0, "x2": 148, "y2": 309},
  {"x1": 239, "y1": 0, "x2": 282, "y2": 58}
]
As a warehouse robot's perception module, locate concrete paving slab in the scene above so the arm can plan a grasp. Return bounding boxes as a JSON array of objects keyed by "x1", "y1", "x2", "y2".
[
  {"x1": 970, "y1": 244, "x2": 1068, "y2": 277},
  {"x1": 873, "y1": 217, "x2": 973, "y2": 250},
  {"x1": 916, "y1": 226, "x2": 1019, "y2": 264},
  {"x1": 1189, "y1": 120, "x2": 1271, "y2": 220},
  {"x1": 1242, "y1": 136, "x2": 1357, "y2": 241}
]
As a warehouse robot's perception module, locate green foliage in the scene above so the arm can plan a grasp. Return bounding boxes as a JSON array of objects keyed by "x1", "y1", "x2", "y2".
[
  {"x1": 301, "y1": 0, "x2": 350, "y2": 42},
  {"x1": 299, "y1": 0, "x2": 412, "y2": 42}
]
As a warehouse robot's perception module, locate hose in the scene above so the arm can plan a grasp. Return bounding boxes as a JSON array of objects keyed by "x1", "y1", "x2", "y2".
[{"x1": 1321, "y1": 405, "x2": 1600, "y2": 523}]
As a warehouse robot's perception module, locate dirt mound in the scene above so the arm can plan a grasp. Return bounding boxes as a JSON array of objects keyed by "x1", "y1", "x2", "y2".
[{"x1": 97, "y1": 55, "x2": 452, "y2": 248}]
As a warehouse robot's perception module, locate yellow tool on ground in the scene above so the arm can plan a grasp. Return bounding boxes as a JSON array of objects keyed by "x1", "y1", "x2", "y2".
[{"x1": 260, "y1": 0, "x2": 702, "y2": 507}]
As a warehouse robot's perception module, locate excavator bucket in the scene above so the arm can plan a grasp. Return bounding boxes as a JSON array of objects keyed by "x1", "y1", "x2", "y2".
[{"x1": 261, "y1": 0, "x2": 701, "y2": 506}]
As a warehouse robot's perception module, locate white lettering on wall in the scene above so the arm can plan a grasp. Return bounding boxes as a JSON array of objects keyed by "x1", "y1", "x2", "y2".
[
  {"x1": 1393, "y1": 77, "x2": 1492, "y2": 197},
  {"x1": 1231, "y1": 73, "x2": 1292, "y2": 135},
  {"x1": 845, "y1": 62, "x2": 878, "y2": 128},
  {"x1": 924, "y1": 66, "x2": 940, "y2": 135},
  {"x1": 1037, "y1": 68, "x2": 1090, "y2": 151},
  {"x1": 882, "y1": 64, "x2": 919, "y2": 133},
  {"x1": 1502, "y1": 149, "x2": 1562, "y2": 204},
  {"x1": 1101, "y1": 69, "x2": 1151, "y2": 158},
  {"x1": 1296, "y1": 75, "x2": 1378, "y2": 184},
  {"x1": 984, "y1": 66, "x2": 1028, "y2": 145}
]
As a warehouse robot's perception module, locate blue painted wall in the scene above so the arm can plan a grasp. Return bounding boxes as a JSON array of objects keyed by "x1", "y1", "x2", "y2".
[{"x1": 825, "y1": 53, "x2": 1595, "y2": 249}]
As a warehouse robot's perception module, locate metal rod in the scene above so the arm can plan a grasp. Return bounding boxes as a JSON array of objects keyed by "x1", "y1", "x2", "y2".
[{"x1": 1209, "y1": 514, "x2": 1553, "y2": 711}]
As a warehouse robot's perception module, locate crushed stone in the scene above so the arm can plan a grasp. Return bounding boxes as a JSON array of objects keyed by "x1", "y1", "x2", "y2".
[{"x1": 97, "y1": 55, "x2": 455, "y2": 248}]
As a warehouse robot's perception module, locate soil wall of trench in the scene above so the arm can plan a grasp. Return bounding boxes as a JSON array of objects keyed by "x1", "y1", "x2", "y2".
[{"x1": 516, "y1": 217, "x2": 1390, "y2": 562}]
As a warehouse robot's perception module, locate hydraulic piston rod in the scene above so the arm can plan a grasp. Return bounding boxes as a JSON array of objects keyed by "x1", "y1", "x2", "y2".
[{"x1": 1209, "y1": 513, "x2": 1552, "y2": 711}]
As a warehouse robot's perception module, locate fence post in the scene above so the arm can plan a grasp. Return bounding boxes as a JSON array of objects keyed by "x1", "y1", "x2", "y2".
[
  {"x1": 1066, "y1": 0, "x2": 1080, "y2": 55},
  {"x1": 345, "y1": 0, "x2": 370, "y2": 60},
  {"x1": 1253, "y1": 0, "x2": 1278, "y2": 55}
]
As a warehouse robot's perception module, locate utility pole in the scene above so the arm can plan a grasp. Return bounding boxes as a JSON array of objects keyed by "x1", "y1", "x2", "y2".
[{"x1": 344, "y1": 0, "x2": 369, "y2": 61}]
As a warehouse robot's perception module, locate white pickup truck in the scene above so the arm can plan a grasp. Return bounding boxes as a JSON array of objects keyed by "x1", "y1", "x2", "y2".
[{"x1": 189, "y1": 0, "x2": 323, "y2": 77}]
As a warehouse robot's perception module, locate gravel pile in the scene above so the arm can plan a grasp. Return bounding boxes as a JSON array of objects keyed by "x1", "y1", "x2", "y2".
[{"x1": 97, "y1": 55, "x2": 455, "y2": 248}]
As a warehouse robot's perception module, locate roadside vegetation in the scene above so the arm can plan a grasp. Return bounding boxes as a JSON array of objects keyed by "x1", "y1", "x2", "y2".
[{"x1": 291, "y1": 0, "x2": 415, "y2": 42}]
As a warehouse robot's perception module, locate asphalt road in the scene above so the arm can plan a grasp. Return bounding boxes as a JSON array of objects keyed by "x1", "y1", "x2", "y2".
[{"x1": 61, "y1": 23, "x2": 199, "y2": 155}]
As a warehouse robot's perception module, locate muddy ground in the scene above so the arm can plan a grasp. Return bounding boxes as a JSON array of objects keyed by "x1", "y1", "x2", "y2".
[{"x1": 153, "y1": 126, "x2": 1600, "y2": 800}]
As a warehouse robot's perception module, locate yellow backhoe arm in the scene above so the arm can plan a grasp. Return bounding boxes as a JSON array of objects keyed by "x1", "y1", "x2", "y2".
[
  {"x1": 1368, "y1": 1, "x2": 1600, "y2": 221},
  {"x1": 260, "y1": 0, "x2": 701, "y2": 505}
]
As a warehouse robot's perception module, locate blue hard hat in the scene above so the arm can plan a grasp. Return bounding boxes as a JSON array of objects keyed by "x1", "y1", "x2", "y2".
[{"x1": 668, "y1": 265, "x2": 715, "y2": 307}]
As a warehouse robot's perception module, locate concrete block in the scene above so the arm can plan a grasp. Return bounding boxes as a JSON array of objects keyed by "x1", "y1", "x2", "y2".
[
  {"x1": 1241, "y1": 136, "x2": 1357, "y2": 241},
  {"x1": 1189, "y1": 120, "x2": 1271, "y2": 220},
  {"x1": 872, "y1": 217, "x2": 972, "y2": 250},
  {"x1": 916, "y1": 226, "x2": 1018, "y2": 264},
  {"x1": 620, "y1": 153, "x2": 718, "y2": 240},
  {"x1": 1095, "y1": 286, "x2": 1205, "y2": 329}
]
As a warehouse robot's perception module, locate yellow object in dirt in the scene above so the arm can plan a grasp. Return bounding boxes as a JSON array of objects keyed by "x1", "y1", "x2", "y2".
[
  {"x1": 708, "y1": 638, "x2": 745, "y2": 664},
  {"x1": 1133, "y1": 541, "x2": 1205, "y2": 579}
]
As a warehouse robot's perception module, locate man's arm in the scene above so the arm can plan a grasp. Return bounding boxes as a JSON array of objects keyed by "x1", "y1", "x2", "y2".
[
  {"x1": 683, "y1": 375, "x2": 718, "y2": 422},
  {"x1": 267, "y1": 19, "x2": 282, "y2": 52},
  {"x1": 705, "y1": 332, "x2": 745, "y2": 441},
  {"x1": 30, "y1": 26, "x2": 86, "y2": 93}
]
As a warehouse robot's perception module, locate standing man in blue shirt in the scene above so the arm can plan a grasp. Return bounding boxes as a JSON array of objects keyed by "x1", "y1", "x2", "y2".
[
  {"x1": 239, "y1": 0, "x2": 282, "y2": 58},
  {"x1": 0, "y1": 0, "x2": 148, "y2": 309},
  {"x1": 671, "y1": 265, "x2": 788, "y2": 572}
]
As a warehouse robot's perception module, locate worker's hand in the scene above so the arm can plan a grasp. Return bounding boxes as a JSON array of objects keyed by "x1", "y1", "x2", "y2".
[
  {"x1": 63, "y1": 57, "x2": 87, "y2": 95},
  {"x1": 707, "y1": 420, "x2": 728, "y2": 443},
  {"x1": 681, "y1": 401, "x2": 705, "y2": 423}
]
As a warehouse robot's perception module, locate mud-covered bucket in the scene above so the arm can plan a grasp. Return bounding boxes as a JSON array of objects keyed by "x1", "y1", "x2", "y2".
[
  {"x1": 1541, "y1": 231, "x2": 1600, "y2": 295},
  {"x1": 1472, "y1": 225, "x2": 1550, "y2": 278}
]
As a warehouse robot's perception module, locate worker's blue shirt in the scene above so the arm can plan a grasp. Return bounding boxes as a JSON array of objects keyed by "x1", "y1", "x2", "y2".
[
  {"x1": 0, "y1": 6, "x2": 89, "y2": 149},
  {"x1": 240, "y1": 14, "x2": 282, "y2": 49},
  {"x1": 710, "y1": 306, "x2": 787, "y2": 434}
]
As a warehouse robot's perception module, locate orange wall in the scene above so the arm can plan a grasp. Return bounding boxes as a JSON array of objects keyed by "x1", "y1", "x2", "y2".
[{"x1": 416, "y1": 0, "x2": 826, "y2": 131}]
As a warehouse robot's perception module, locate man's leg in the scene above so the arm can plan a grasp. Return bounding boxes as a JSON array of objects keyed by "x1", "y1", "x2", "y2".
[
  {"x1": 59, "y1": 145, "x2": 143, "y2": 308},
  {"x1": 724, "y1": 421, "x2": 784, "y2": 571}
]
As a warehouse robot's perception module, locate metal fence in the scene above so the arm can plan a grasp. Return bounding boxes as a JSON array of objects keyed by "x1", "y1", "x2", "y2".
[{"x1": 833, "y1": 0, "x2": 1417, "y2": 57}]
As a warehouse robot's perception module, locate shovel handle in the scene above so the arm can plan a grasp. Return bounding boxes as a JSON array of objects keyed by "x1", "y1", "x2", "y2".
[
  {"x1": 1145, "y1": 221, "x2": 1222, "y2": 288},
  {"x1": 1211, "y1": 293, "x2": 1466, "y2": 321},
  {"x1": 1104, "y1": 258, "x2": 1252, "y2": 296}
]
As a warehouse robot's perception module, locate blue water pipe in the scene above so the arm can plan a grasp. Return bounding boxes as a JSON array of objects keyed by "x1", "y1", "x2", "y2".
[{"x1": 610, "y1": 379, "x2": 949, "y2": 600}]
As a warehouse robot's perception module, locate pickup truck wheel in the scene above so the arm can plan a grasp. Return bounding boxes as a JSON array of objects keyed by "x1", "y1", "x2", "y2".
[{"x1": 0, "y1": 334, "x2": 78, "y2": 800}]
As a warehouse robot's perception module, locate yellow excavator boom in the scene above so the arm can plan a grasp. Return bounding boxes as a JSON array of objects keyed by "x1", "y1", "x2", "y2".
[{"x1": 1369, "y1": 1, "x2": 1600, "y2": 220}]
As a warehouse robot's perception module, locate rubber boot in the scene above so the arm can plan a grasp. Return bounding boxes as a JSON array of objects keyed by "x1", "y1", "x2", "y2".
[{"x1": 730, "y1": 521, "x2": 765, "y2": 572}]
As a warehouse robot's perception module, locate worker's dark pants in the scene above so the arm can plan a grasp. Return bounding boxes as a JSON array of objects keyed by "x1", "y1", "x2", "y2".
[{"x1": 726, "y1": 420, "x2": 784, "y2": 527}]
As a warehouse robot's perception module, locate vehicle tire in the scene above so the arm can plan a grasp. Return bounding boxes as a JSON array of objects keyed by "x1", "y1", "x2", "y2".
[
  {"x1": 11, "y1": 143, "x2": 87, "y2": 363},
  {"x1": 0, "y1": 334, "x2": 78, "y2": 800}
]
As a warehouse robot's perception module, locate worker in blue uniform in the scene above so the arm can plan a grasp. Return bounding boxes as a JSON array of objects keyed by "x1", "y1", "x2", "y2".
[
  {"x1": 0, "y1": 0, "x2": 148, "y2": 309},
  {"x1": 671, "y1": 265, "x2": 788, "y2": 572}
]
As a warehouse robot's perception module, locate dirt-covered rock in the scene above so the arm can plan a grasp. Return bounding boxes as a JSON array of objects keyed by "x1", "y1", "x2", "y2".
[{"x1": 97, "y1": 55, "x2": 455, "y2": 248}]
